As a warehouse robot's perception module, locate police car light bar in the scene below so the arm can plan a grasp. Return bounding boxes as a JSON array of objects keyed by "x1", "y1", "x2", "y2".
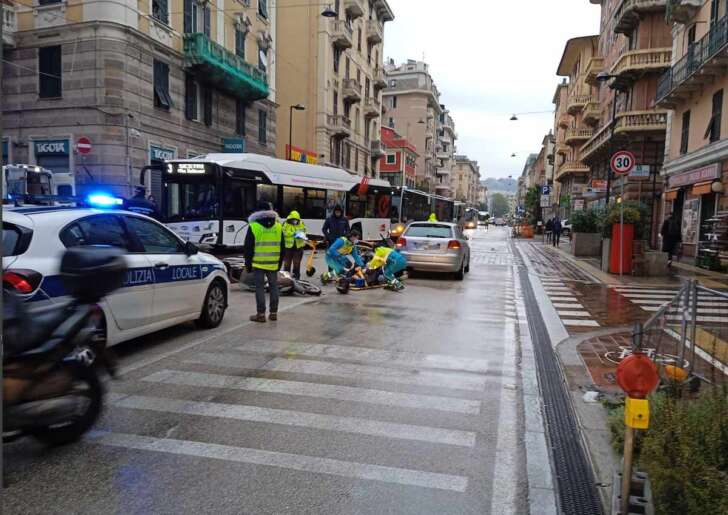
[{"x1": 87, "y1": 193, "x2": 123, "y2": 208}]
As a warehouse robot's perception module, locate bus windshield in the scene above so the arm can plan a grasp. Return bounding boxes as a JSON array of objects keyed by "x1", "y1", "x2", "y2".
[{"x1": 164, "y1": 177, "x2": 218, "y2": 221}]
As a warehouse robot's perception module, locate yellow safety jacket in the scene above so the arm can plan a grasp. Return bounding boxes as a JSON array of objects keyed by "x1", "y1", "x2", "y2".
[
  {"x1": 283, "y1": 211, "x2": 307, "y2": 249},
  {"x1": 250, "y1": 221, "x2": 283, "y2": 271}
]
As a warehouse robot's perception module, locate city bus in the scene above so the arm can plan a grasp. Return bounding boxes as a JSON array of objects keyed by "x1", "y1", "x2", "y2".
[
  {"x1": 390, "y1": 188, "x2": 455, "y2": 224},
  {"x1": 140, "y1": 153, "x2": 393, "y2": 249}
]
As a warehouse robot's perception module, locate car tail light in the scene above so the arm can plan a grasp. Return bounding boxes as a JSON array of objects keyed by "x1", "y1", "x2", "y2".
[
  {"x1": 3, "y1": 269, "x2": 43, "y2": 294},
  {"x1": 396, "y1": 237, "x2": 407, "y2": 249},
  {"x1": 448, "y1": 240, "x2": 461, "y2": 250}
]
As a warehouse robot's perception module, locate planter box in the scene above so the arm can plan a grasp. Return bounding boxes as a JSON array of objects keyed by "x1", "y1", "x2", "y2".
[
  {"x1": 602, "y1": 238, "x2": 611, "y2": 272},
  {"x1": 570, "y1": 232, "x2": 602, "y2": 257},
  {"x1": 645, "y1": 251, "x2": 669, "y2": 276}
]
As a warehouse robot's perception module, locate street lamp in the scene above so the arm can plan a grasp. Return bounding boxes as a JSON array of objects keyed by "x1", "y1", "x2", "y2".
[
  {"x1": 288, "y1": 104, "x2": 306, "y2": 161},
  {"x1": 509, "y1": 110, "x2": 553, "y2": 121},
  {"x1": 321, "y1": 4, "x2": 337, "y2": 17}
]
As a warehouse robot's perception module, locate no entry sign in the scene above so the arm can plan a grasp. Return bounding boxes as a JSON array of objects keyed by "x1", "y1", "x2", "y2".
[
  {"x1": 610, "y1": 150, "x2": 636, "y2": 176},
  {"x1": 76, "y1": 137, "x2": 92, "y2": 155}
]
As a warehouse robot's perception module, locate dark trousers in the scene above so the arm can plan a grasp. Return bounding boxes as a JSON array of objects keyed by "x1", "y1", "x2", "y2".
[
  {"x1": 283, "y1": 247, "x2": 304, "y2": 279},
  {"x1": 254, "y1": 269, "x2": 279, "y2": 315},
  {"x1": 553, "y1": 231, "x2": 561, "y2": 247}
]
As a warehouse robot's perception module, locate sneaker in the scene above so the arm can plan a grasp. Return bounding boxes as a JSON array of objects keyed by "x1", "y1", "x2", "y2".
[
  {"x1": 249, "y1": 314, "x2": 266, "y2": 323},
  {"x1": 269, "y1": 313, "x2": 278, "y2": 321}
]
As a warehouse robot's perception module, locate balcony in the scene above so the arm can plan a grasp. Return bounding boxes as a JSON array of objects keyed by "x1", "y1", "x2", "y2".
[
  {"x1": 567, "y1": 93, "x2": 593, "y2": 115},
  {"x1": 373, "y1": 0, "x2": 394, "y2": 22},
  {"x1": 555, "y1": 142, "x2": 569, "y2": 156},
  {"x1": 667, "y1": 0, "x2": 703, "y2": 23},
  {"x1": 3, "y1": 2, "x2": 16, "y2": 47},
  {"x1": 371, "y1": 139, "x2": 385, "y2": 158},
  {"x1": 436, "y1": 167, "x2": 451, "y2": 177},
  {"x1": 614, "y1": 0, "x2": 667, "y2": 35},
  {"x1": 557, "y1": 113, "x2": 571, "y2": 129},
  {"x1": 183, "y1": 33, "x2": 268, "y2": 101},
  {"x1": 373, "y1": 67, "x2": 387, "y2": 91},
  {"x1": 565, "y1": 128, "x2": 594, "y2": 145},
  {"x1": 584, "y1": 56, "x2": 605, "y2": 85},
  {"x1": 363, "y1": 97, "x2": 381, "y2": 118},
  {"x1": 556, "y1": 160, "x2": 590, "y2": 181},
  {"x1": 583, "y1": 101, "x2": 600, "y2": 125},
  {"x1": 580, "y1": 110, "x2": 668, "y2": 161},
  {"x1": 342, "y1": 78, "x2": 362, "y2": 103},
  {"x1": 437, "y1": 150, "x2": 450, "y2": 161},
  {"x1": 435, "y1": 184, "x2": 453, "y2": 196},
  {"x1": 367, "y1": 21, "x2": 383, "y2": 44},
  {"x1": 609, "y1": 48, "x2": 671, "y2": 89},
  {"x1": 327, "y1": 114, "x2": 352, "y2": 138},
  {"x1": 344, "y1": 0, "x2": 364, "y2": 19},
  {"x1": 331, "y1": 20, "x2": 353, "y2": 49},
  {"x1": 657, "y1": 13, "x2": 728, "y2": 108}
]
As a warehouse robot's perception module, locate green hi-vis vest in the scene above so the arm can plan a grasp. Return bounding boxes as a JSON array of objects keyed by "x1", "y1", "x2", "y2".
[
  {"x1": 250, "y1": 221, "x2": 282, "y2": 271},
  {"x1": 283, "y1": 222, "x2": 307, "y2": 249},
  {"x1": 337, "y1": 237, "x2": 354, "y2": 255}
]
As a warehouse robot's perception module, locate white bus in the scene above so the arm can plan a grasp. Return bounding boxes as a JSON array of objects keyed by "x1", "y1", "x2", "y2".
[
  {"x1": 2, "y1": 164, "x2": 76, "y2": 204},
  {"x1": 142, "y1": 153, "x2": 393, "y2": 249}
]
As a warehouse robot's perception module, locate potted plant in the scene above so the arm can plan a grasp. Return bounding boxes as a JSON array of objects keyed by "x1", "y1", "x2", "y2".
[{"x1": 569, "y1": 209, "x2": 601, "y2": 257}]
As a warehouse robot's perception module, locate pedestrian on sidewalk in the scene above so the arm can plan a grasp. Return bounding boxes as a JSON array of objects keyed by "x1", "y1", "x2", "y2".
[
  {"x1": 323, "y1": 204, "x2": 350, "y2": 248},
  {"x1": 552, "y1": 216, "x2": 563, "y2": 247},
  {"x1": 282, "y1": 210, "x2": 307, "y2": 279},
  {"x1": 244, "y1": 202, "x2": 285, "y2": 323},
  {"x1": 545, "y1": 218, "x2": 554, "y2": 244},
  {"x1": 661, "y1": 212, "x2": 682, "y2": 267}
]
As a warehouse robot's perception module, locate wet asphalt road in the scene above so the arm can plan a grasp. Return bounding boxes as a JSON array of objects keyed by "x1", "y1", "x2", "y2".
[{"x1": 3, "y1": 227, "x2": 528, "y2": 515}]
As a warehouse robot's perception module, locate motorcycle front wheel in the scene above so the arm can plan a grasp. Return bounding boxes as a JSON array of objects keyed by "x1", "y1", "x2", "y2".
[{"x1": 31, "y1": 365, "x2": 103, "y2": 446}]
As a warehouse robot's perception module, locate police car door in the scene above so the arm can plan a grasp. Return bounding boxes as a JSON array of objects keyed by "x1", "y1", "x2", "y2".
[
  {"x1": 60, "y1": 214, "x2": 154, "y2": 330},
  {"x1": 122, "y1": 215, "x2": 203, "y2": 322}
]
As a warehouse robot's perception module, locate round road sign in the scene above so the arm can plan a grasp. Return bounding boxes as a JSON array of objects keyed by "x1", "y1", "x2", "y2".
[
  {"x1": 610, "y1": 150, "x2": 636, "y2": 176},
  {"x1": 76, "y1": 137, "x2": 92, "y2": 155}
]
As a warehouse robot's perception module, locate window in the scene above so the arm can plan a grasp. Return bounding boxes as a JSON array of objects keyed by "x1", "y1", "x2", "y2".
[
  {"x1": 365, "y1": 78, "x2": 370, "y2": 100},
  {"x1": 365, "y1": 119, "x2": 370, "y2": 142},
  {"x1": 303, "y1": 189, "x2": 326, "y2": 219},
  {"x1": 357, "y1": 28, "x2": 362, "y2": 51},
  {"x1": 259, "y1": 0, "x2": 268, "y2": 19},
  {"x1": 235, "y1": 28, "x2": 246, "y2": 58},
  {"x1": 388, "y1": 117, "x2": 394, "y2": 128},
  {"x1": 258, "y1": 109, "x2": 267, "y2": 145},
  {"x1": 153, "y1": 60, "x2": 172, "y2": 110},
  {"x1": 333, "y1": 91, "x2": 339, "y2": 116},
  {"x1": 39, "y1": 46, "x2": 62, "y2": 98},
  {"x1": 61, "y1": 215, "x2": 131, "y2": 249},
  {"x1": 185, "y1": 73, "x2": 200, "y2": 121},
  {"x1": 389, "y1": 79, "x2": 396, "y2": 87},
  {"x1": 707, "y1": 89, "x2": 723, "y2": 143},
  {"x1": 687, "y1": 25, "x2": 697, "y2": 46},
  {"x1": 354, "y1": 148, "x2": 359, "y2": 172},
  {"x1": 184, "y1": 0, "x2": 211, "y2": 35},
  {"x1": 124, "y1": 216, "x2": 183, "y2": 254},
  {"x1": 38, "y1": 0, "x2": 62, "y2": 4},
  {"x1": 257, "y1": 184, "x2": 278, "y2": 208},
  {"x1": 152, "y1": 0, "x2": 169, "y2": 24},
  {"x1": 386, "y1": 154, "x2": 396, "y2": 164},
  {"x1": 258, "y1": 45, "x2": 268, "y2": 74},
  {"x1": 236, "y1": 100, "x2": 246, "y2": 136},
  {"x1": 282, "y1": 187, "x2": 305, "y2": 215},
  {"x1": 165, "y1": 180, "x2": 218, "y2": 221},
  {"x1": 392, "y1": 96, "x2": 397, "y2": 108},
  {"x1": 333, "y1": 47, "x2": 341, "y2": 74},
  {"x1": 680, "y1": 110, "x2": 691, "y2": 155},
  {"x1": 711, "y1": 0, "x2": 719, "y2": 25},
  {"x1": 345, "y1": 57, "x2": 350, "y2": 79}
]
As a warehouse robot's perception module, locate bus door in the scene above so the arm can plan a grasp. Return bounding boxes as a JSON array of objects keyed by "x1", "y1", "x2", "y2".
[{"x1": 222, "y1": 175, "x2": 258, "y2": 247}]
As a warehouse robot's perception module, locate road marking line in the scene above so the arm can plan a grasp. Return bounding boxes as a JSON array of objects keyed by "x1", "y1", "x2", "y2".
[
  {"x1": 236, "y1": 341, "x2": 489, "y2": 373},
  {"x1": 613, "y1": 288, "x2": 680, "y2": 293},
  {"x1": 108, "y1": 393, "x2": 477, "y2": 447},
  {"x1": 142, "y1": 370, "x2": 482, "y2": 415},
  {"x1": 543, "y1": 287, "x2": 570, "y2": 292},
  {"x1": 186, "y1": 353, "x2": 490, "y2": 391},
  {"x1": 562, "y1": 319, "x2": 600, "y2": 327},
  {"x1": 667, "y1": 315, "x2": 728, "y2": 323},
  {"x1": 631, "y1": 299, "x2": 728, "y2": 307},
  {"x1": 547, "y1": 296, "x2": 579, "y2": 302},
  {"x1": 552, "y1": 303, "x2": 584, "y2": 309},
  {"x1": 90, "y1": 432, "x2": 469, "y2": 492},
  {"x1": 621, "y1": 293, "x2": 728, "y2": 300},
  {"x1": 556, "y1": 311, "x2": 592, "y2": 317}
]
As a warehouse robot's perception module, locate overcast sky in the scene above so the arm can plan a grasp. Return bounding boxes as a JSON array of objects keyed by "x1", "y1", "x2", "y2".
[{"x1": 383, "y1": 0, "x2": 600, "y2": 179}]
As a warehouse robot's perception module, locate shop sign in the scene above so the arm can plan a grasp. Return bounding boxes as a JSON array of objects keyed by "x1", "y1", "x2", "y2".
[
  {"x1": 34, "y1": 139, "x2": 69, "y2": 156},
  {"x1": 573, "y1": 199, "x2": 585, "y2": 210},
  {"x1": 571, "y1": 184, "x2": 585, "y2": 195},
  {"x1": 540, "y1": 194, "x2": 550, "y2": 208},
  {"x1": 630, "y1": 165, "x2": 651, "y2": 178},
  {"x1": 591, "y1": 179, "x2": 607, "y2": 192},
  {"x1": 150, "y1": 145, "x2": 176, "y2": 162},
  {"x1": 223, "y1": 138, "x2": 246, "y2": 153},
  {"x1": 668, "y1": 163, "x2": 720, "y2": 189},
  {"x1": 286, "y1": 144, "x2": 317, "y2": 164}
]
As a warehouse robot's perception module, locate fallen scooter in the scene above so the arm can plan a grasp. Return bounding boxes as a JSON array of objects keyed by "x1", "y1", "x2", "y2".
[{"x1": 231, "y1": 266, "x2": 322, "y2": 296}]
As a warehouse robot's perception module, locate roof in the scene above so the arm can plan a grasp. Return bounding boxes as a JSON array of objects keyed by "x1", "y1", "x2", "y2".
[
  {"x1": 175, "y1": 153, "x2": 392, "y2": 192},
  {"x1": 2, "y1": 206, "x2": 134, "y2": 227},
  {"x1": 557, "y1": 35, "x2": 599, "y2": 76}
]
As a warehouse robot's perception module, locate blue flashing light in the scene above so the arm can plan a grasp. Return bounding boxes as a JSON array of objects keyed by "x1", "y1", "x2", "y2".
[{"x1": 87, "y1": 193, "x2": 123, "y2": 208}]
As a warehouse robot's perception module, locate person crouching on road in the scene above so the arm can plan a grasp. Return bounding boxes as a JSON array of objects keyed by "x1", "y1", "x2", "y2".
[
  {"x1": 325, "y1": 230, "x2": 364, "y2": 277},
  {"x1": 244, "y1": 202, "x2": 285, "y2": 323},
  {"x1": 282, "y1": 210, "x2": 307, "y2": 280},
  {"x1": 371, "y1": 246, "x2": 407, "y2": 285}
]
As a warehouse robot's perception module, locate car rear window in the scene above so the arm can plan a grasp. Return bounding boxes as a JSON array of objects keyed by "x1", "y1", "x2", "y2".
[
  {"x1": 3, "y1": 223, "x2": 31, "y2": 257},
  {"x1": 405, "y1": 225, "x2": 453, "y2": 239}
]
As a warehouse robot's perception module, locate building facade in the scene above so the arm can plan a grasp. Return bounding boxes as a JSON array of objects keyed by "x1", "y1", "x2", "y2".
[
  {"x1": 379, "y1": 125, "x2": 417, "y2": 187},
  {"x1": 382, "y1": 59, "x2": 442, "y2": 193},
  {"x1": 2, "y1": 0, "x2": 277, "y2": 197},
  {"x1": 435, "y1": 107, "x2": 457, "y2": 197},
  {"x1": 275, "y1": 0, "x2": 393, "y2": 178},
  {"x1": 452, "y1": 154, "x2": 480, "y2": 205}
]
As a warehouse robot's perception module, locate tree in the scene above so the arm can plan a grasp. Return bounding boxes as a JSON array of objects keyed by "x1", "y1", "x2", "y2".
[{"x1": 491, "y1": 193, "x2": 509, "y2": 217}]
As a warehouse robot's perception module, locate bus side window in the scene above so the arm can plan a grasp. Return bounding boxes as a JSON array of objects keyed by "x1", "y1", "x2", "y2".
[
  {"x1": 257, "y1": 184, "x2": 278, "y2": 210},
  {"x1": 304, "y1": 189, "x2": 326, "y2": 219}
]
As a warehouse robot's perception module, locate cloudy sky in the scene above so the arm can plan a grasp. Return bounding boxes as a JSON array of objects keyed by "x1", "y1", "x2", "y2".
[{"x1": 384, "y1": 0, "x2": 600, "y2": 179}]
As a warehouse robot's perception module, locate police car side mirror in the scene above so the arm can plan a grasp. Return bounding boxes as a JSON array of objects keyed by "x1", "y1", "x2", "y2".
[{"x1": 184, "y1": 241, "x2": 199, "y2": 256}]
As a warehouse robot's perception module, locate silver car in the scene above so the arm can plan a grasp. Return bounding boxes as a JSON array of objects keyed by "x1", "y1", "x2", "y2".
[{"x1": 396, "y1": 222, "x2": 471, "y2": 279}]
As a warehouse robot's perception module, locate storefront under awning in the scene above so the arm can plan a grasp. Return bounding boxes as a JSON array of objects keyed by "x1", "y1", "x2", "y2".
[
  {"x1": 665, "y1": 190, "x2": 678, "y2": 201},
  {"x1": 692, "y1": 181, "x2": 713, "y2": 196}
]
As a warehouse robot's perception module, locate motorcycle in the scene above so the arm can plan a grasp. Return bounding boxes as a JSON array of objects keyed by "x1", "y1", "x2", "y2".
[{"x1": 3, "y1": 246, "x2": 126, "y2": 445}]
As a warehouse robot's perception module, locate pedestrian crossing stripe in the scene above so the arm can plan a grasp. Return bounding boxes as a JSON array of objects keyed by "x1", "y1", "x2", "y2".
[{"x1": 562, "y1": 319, "x2": 600, "y2": 327}]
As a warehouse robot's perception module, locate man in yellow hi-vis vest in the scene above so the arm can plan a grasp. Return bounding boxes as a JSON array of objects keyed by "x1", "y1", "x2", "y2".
[{"x1": 244, "y1": 202, "x2": 285, "y2": 322}]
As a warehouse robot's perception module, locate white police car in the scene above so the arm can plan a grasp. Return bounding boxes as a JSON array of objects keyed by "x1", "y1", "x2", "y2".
[{"x1": 3, "y1": 203, "x2": 229, "y2": 346}]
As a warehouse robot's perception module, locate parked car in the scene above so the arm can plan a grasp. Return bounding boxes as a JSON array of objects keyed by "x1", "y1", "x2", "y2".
[
  {"x1": 561, "y1": 219, "x2": 572, "y2": 238},
  {"x1": 396, "y1": 222, "x2": 470, "y2": 280},
  {"x1": 494, "y1": 218, "x2": 506, "y2": 226},
  {"x1": 3, "y1": 206, "x2": 229, "y2": 346}
]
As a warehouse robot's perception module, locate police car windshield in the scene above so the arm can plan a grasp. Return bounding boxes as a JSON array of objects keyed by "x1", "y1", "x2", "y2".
[{"x1": 164, "y1": 178, "x2": 218, "y2": 222}]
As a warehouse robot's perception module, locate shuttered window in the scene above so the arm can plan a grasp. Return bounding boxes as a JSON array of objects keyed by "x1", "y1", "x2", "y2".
[
  {"x1": 236, "y1": 100, "x2": 246, "y2": 136},
  {"x1": 153, "y1": 60, "x2": 172, "y2": 110},
  {"x1": 235, "y1": 29, "x2": 246, "y2": 58},
  {"x1": 680, "y1": 110, "x2": 690, "y2": 155},
  {"x1": 259, "y1": 0, "x2": 268, "y2": 19},
  {"x1": 39, "y1": 46, "x2": 62, "y2": 98},
  {"x1": 152, "y1": 0, "x2": 168, "y2": 25},
  {"x1": 185, "y1": 74, "x2": 197, "y2": 121},
  {"x1": 258, "y1": 109, "x2": 267, "y2": 145},
  {"x1": 203, "y1": 87, "x2": 213, "y2": 127}
]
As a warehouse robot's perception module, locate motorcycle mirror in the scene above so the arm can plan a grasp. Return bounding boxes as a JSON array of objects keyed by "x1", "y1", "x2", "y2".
[{"x1": 184, "y1": 241, "x2": 199, "y2": 256}]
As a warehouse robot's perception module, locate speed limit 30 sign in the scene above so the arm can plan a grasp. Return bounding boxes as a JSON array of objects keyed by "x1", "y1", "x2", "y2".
[{"x1": 611, "y1": 150, "x2": 636, "y2": 176}]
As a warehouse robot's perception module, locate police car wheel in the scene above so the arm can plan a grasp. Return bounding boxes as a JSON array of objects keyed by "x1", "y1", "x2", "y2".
[{"x1": 196, "y1": 281, "x2": 227, "y2": 329}]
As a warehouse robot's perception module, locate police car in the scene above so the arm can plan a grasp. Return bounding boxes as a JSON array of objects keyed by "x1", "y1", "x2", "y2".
[{"x1": 3, "y1": 200, "x2": 229, "y2": 346}]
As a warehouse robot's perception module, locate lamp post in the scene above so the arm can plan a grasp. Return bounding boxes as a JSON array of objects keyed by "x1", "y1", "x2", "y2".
[
  {"x1": 595, "y1": 71, "x2": 625, "y2": 207},
  {"x1": 288, "y1": 104, "x2": 306, "y2": 161}
]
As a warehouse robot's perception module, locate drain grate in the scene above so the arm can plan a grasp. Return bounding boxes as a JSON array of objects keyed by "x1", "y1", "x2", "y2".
[{"x1": 517, "y1": 264, "x2": 604, "y2": 515}]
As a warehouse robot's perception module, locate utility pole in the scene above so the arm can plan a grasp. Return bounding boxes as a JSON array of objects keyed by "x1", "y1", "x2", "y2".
[{"x1": 1, "y1": 3, "x2": 5, "y2": 492}]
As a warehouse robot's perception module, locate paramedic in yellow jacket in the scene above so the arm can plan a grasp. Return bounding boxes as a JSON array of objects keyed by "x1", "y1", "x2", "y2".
[
  {"x1": 428, "y1": 213, "x2": 438, "y2": 222},
  {"x1": 282, "y1": 211, "x2": 307, "y2": 279}
]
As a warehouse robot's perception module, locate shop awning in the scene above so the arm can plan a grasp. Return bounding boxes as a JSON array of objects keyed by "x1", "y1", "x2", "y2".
[
  {"x1": 665, "y1": 190, "x2": 678, "y2": 201},
  {"x1": 692, "y1": 181, "x2": 713, "y2": 196}
]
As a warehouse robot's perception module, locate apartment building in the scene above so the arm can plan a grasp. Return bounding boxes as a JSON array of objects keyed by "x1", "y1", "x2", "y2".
[
  {"x1": 552, "y1": 79, "x2": 570, "y2": 216},
  {"x1": 452, "y1": 154, "x2": 480, "y2": 206},
  {"x1": 275, "y1": 0, "x2": 393, "y2": 178},
  {"x1": 1, "y1": 0, "x2": 277, "y2": 197},
  {"x1": 657, "y1": 0, "x2": 728, "y2": 262},
  {"x1": 382, "y1": 60, "x2": 442, "y2": 193},
  {"x1": 580, "y1": 0, "x2": 671, "y2": 246},
  {"x1": 435, "y1": 108, "x2": 457, "y2": 197},
  {"x1": 379, "y1": 125, "x2": 417, "y2": 187}
]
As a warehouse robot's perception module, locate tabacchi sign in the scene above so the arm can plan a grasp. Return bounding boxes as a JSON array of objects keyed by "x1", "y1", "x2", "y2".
[{"x1": 668, "y1": 163, "x2": 720, "y2": 189}]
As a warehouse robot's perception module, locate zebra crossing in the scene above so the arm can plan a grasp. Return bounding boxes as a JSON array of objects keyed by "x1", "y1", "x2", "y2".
[
  {"x1": 613, "y1": 285, "x2": 728, "y2": 323},
  {"x1": 540, "y1": 277, "x2": 600, "y2": 328}
]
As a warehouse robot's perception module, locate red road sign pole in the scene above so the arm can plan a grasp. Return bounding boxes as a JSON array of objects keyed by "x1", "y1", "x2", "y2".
[{"x1": 611, "y1": 151, "x2": 636, "y2": 277}]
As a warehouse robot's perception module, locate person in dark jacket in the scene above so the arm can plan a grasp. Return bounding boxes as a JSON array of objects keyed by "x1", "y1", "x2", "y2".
[
  {"x1": 244, "y1": 202, "x2": 285, "y2": 322},
  {"x1": 552, "y1": 216, "x2": 563, "y2": 247},
  {"x1": 322, "y1": 204, "x2": 350, "y2": 246},
  {"x1": 661, "y1": 212, "x2": 682, "y2": 267},
  {"x1": 545, "y1": 218, "x2": 554, "y2": 244}
]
